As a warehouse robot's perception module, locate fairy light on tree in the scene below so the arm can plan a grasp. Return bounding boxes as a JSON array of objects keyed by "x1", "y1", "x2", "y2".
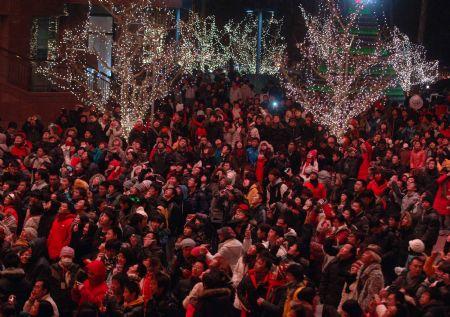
[
  {"x1": 179, "y1": 12, "x2": 228, "y2": 73},
  {"x1": 280, "y1": 0, "x2": 396, "y2": 137},
  {"x1": 224, "y1": 15, "x2": 285, "y2": 75},
  {"x1": 388, "y1": 28, "x2": 438, "y2": 94},
  {"x1": 36, "y1": 0, "x2": 195, "y2": 136}
]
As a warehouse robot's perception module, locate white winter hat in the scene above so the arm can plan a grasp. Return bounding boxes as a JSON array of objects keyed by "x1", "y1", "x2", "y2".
[
  {"x1": 408, "y1": 239, "x2": 425, "y2": 253},
  {"x1": 136, "y1": 206, "x2": 148, "y2": 219}
]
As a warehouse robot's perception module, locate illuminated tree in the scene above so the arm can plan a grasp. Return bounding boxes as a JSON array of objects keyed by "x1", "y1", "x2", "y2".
[
  {"x1": 179, "y1": 12, "x2": 229, "y2": 73},
  {"x1": 388, "y1": 28, "x2": 438, "y2": 94},
  {"x1": 224, "y1": 15, "x2": 286, "y2": 75},
  {"x1": 280, "y1": 0, "x2": 396, "y2": 137},
  {"x1": 37, "y1": 0, "x2": 194, "y2": 135}
]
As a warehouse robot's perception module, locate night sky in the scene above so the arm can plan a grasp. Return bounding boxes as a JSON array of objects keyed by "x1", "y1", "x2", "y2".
[{"x1": 190, "y1": 0, "x2": 450, "y2": 66}]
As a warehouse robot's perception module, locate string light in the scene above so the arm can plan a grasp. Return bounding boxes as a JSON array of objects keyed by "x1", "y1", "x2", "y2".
[
  {"x1": 36, "y1": 0, "x2": 196, "y2": 136},
  {"x1": 280, "y1": 0, "x2": 396, "y2": 137},
  {"x1": 179, "y1": 13, "x2": 228, "y2": 73},
  {"x1": 224, "y1": 15, "x2": 286, "y2": 75},
  {"x1": 388, "y1": 28, "x2": 439, "y2": 93}
]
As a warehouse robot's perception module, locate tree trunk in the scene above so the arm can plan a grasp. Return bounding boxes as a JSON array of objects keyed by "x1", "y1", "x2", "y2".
[{"x1": 417, "y1": 0, "x2": 428, "y2": 43}]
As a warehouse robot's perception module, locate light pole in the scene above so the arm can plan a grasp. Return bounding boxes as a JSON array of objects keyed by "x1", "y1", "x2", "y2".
[
  {"x1": 246, "y1": 8, "x2": 273, "y2": 75},
  {"x1": 175, "y1": 7, "x2": 181, "y2": 42},
  {"x1": 256, "y1": 10, "x2": 263, "y2": 75}
]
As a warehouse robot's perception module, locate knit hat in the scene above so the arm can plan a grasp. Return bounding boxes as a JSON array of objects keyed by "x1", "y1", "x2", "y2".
[
  {"x1": 60, "y1": 246, "x2": 75, "y2": 258},
  {"x1": 408, "y1": 239, "x2": 425, "y2": 253},
  {"x1": 422, "y1": 195, "x2": 433, "y2": 204},
  {"x1": 74, "y1": 178, "x2": 89, "y2": 191},
  {"x1": 135, "y1": 206, "x2": 148, "y2": 219},
  {"x1": 217, "y1": 227, "x2": 236, "y2": 240},
  {"x1": 177, "y1": 238, "x2": 196, "y2": 249},
  {"x1": 23, "y1": 227, "x2": 38, "y2": 241},
  {"x1": 365, "y1": 244, "x2": 382, "y2": 257},
  {"x1": 134, "y1": 180, "x2": 152, "y2": 193},
  {"x1": 365, "y1": 244, "x2": 382, "y2": 263}
]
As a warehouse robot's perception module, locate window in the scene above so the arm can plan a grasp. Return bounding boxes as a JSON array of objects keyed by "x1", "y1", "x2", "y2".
[
  {"x1": 87, "y1": 15, "x2": 113, "y2": 101},
  {"x1": 30, "y1": 17, "x2": 59, "y2": 61},
  {"x1": 88, "y1": 15, "x2": 113, "y2": 77}
]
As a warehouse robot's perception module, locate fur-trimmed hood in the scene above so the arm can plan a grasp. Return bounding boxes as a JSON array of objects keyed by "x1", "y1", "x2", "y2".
[
  {"x1": 199, "y1": 287, "x2": 232, "y2": 299},
  {"x1": 0, "y1": 267, "x2": 26, "y2": 281}
]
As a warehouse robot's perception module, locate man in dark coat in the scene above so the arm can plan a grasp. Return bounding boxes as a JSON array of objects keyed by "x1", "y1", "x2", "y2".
[
  {"x1": 413, "y1": 195, "x2": 440, "y2": 254},
  {"x1": 319, "y1": 244, "x2": 355, "y2": 308}
]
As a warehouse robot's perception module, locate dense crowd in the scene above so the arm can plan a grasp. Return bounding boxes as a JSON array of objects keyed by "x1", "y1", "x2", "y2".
[{"x1": 0, "y1": 71, "x2": 449, "y2": 317}]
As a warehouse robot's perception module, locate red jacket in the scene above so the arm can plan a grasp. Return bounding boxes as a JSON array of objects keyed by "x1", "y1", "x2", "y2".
[
  {"x1": 304, "y1": 182, "x2": 327, "y2": 199},
  {"x1": 367, "y1": 180, "x2": 388, "y2": 197},
  {"x1": 47, "y1": 212, "x2": 76, "y2": 260},
  {"x1": 357, "y1": 142, "x2": 372, "y2": 180},
  {"x1": 10, "y1": 145, "x2": 29, "y2": 159},
  {"x1": 433, "y1": 174, "x2": 449, "y2": 216},
  {"x1": 78, "y1": 260, "x2": 108, "y2": 308},
  {"x1": 3, "y1": 205, "x2": 18, "y2": 224},
  {"x1": 255, "y1": 156, "x2": 267, "y2": 183},
  {"x1": 410, "y1": 150, "x2": 426, "y2": 170}
]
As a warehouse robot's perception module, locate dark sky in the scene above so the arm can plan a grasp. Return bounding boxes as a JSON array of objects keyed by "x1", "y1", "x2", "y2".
[{"x1": 190, "y1": 0, "x2": 450, "y2": 66}]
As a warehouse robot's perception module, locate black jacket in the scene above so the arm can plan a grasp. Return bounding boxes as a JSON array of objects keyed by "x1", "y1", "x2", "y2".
[
  {"x1": 124, "y1": 298, "x2": 145, "y2": 317},
  {"x1": 0, "y1": 267, "x2": 32, "y2": 310},
  {"x1": 145, "y1": 292, "x2": 180, "y2": 317},
  {"x1": 193, "y1": 287, "x2": 234, "y2": 317},
  {"x1": 319, "y1": 257, "x2": 354, "y2": 307},
  {"x1": 413, "y1": 207, "x2": 440, "y2": 252}
]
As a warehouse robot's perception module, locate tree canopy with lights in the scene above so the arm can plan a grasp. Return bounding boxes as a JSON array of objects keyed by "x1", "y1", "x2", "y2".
[
  {"x1": 37, "y1": 0, "x2": 195, "y2": 135},
  {"x1": 224, "y1": 15, "x2": 286, "y2": 75},
  {"x1": 388, "y1": 28, "x2": 438, "y2": 94},
  {"x1": 280, "y1": 0, "x2": 398, "y2": 137}
]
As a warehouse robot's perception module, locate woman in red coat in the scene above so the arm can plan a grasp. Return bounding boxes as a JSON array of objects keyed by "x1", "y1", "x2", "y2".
[
  {"x1": 433, "y1": 166, "x2": 450, "y2": 230},
  {"x1": 367, "y1": 171, "x2": 388, "y2": 198},
  {"x1": 47, "y1": 202, "x2": 76, "y2": 261},
  {"x1": 357, "y1": 139, "x2": 372, "y2": 181}
]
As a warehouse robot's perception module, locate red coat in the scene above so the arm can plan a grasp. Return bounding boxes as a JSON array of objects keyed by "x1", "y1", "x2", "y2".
[
  {"x1": 10, "y1": 145, "x2": 29, "y2": 159},
  {"x1": 3, "y1": 205, "x2": 18, "y2": 224},
  {"x1": 78, "y1": 260, "x2": 108, "y2": 308},
  {"x1": 255, "y1": 156, "x2": 267, "y2": 183},
  {"x1": 433, "y1": 174, "x2": 449, "y2": 216},
  {"x1": 304, "y1": 182, "x2": 327, "y2": 199},
  {"x1": 357, "y1": 142, "x2": 372, "y2": 180},
  {"x1": 410, "y1": 150, "x2": 426, "y2": 170},
  {"x1": 367, "y1": 180, "x2": 388, "y2": 197},
  {"x1": 47, "y1": 212, "x2": 76, "y2": 260}
]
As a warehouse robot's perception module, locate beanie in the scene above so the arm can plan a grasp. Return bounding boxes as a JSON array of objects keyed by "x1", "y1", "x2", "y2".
[
  {"x1": 60, "y1": 246, "x2": 75, "y2": 258},
  {"x1": 408, "y1": 239, "x2": 425, "y2": 253}
]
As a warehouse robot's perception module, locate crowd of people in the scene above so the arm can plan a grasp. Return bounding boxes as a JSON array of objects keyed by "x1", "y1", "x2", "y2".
[{"x1": 0, "y1": 71, "x2": 449, "y2": 317}]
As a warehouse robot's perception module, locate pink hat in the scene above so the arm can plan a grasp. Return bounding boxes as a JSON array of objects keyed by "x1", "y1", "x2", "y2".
[{"x1": 60, "y1": 246, "x2": 75, "y2": 258}]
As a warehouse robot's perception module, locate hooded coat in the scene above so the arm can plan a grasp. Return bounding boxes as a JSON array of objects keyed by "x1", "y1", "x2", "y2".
[
  {"x1": 77, "y1": 260, "x2": 108, "y2": 308},
  {"x1": 0, "y1": 267, "x2": 32, "y2": 310},
  {"x1": 47, "y1": 212, "x2": 76, "y2": 261}
]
